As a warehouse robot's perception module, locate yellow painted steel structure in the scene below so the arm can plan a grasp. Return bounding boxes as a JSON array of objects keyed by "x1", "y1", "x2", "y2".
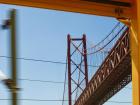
[
  {"x1": 131, "y1": 0, "x2": 140, "y2": 105},
  {"x1": 0, "y1": 0, "x2": 139, "y2": 105},
  {"x1": 0, "y1": 0, "x2": 132, "y2": 18}
]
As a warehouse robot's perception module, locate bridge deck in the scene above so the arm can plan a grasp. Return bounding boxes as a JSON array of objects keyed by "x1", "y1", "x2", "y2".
[{"x1": 75, "y1": 28, "x2": 131, "y2": 105}]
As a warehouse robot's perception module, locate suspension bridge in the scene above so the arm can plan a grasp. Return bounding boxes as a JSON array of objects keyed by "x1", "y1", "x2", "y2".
[
  {"x1": 0, "y1": 1, "x2": 140, "y2": 105},
  {"x1": 63, "y1": 22, "x2": 131, "y2": 105}
]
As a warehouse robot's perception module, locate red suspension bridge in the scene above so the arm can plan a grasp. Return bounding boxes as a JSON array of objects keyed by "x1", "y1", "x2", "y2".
[{"x1": 65, "y1": 22, "x2": 131, "y2": 105}]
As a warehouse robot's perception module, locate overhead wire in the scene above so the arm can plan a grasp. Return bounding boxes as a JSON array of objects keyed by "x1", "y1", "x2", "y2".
[
  {"x1": 0, "y1": 55, "x2": 98, "y2": 68},
  {"x1": 0, "y1": 55, "x2": 66, "y2": 64},
  {"x1": 0, "y1": 99, "x2": 68, "y2": 102},
  {"x1": 107, "y1": 101, "x2": 132, "y2": 104},
  {"x1": 0, "y1": 99, "x2": 132, "y2": 103},
  {"x1": 18, "y1": 78, "x2": 65, "y2": 84},
  {"x1": 17, "y1": 78, "x2": 132, "y2": 90}
]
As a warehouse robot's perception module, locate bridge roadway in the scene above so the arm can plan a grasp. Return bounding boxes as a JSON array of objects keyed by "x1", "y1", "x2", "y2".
[{"x1": 74, "y1": 27, "x2": 131, "y2": 105}]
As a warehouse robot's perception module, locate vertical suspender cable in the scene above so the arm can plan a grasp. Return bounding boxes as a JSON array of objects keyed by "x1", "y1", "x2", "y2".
[{"x1": 62, "y1": 58, "x2": 68, "y2": 105}]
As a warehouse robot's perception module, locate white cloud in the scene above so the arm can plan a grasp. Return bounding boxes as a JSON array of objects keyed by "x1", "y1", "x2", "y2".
[{"x1": 0, "y1": 70, "x2": 8, "y2": 81}]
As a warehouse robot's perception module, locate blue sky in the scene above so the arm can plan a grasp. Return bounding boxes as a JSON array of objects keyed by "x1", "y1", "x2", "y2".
[{"x1": 0, "y1": 4, "x2": 132, "y2": 105}]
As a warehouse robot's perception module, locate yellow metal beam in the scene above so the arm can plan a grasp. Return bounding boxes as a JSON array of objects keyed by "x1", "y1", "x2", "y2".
[
  {"x1": 131, "y1": 0, "x2": 140, "y2": 105},
  {"x1": 1, "y1": 1, "x2": 140, "y2": 105},
  {"x1": 113, "y1": 0, "x2": 131, "y2": 3},
  {"x1": 0, "y1": 0, "x2": 131, "y2": 18}
]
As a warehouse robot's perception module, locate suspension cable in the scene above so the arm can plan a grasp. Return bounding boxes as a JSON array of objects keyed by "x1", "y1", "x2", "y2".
[{"x1": 62, "y1": 57, "x2": 68, "y2": 105}]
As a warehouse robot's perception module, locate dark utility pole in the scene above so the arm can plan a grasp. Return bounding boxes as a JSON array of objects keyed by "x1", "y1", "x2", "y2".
[{"x1": 10, "y1": 9, "x2": 18, "y2": 105}]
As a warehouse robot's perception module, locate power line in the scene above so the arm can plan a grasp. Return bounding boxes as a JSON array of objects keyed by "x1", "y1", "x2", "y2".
[
  {"x1": 0, "y1": 99, "x2": 132, "y2": 103},
  {"x1": 18, "y1": 78, "x2": 132, "y2": 85},
  {"x1": 18, "y1": 78, "x2": 65, "y2": 84},
  {"x1": 0, "y1": 55, "x2": 98, "y2": 67},
  {"x1": 0, "y1": 99, "x2": 68, "y2": 101},
  {"x1": 107, "y1": 101, "x2": 132, "y2": 104},
  {"x1": 18, "y1": 78, "x2": 132, "y2": 90},
  {"x1": 18, "y1": 78, "x2": 132, "y2": 86},
  {"x1": 124, "y1": 87, "x2": 132, "y2": 89},
  {"x1": 0, "y1": 55, "x2": 66, "y2": 64}
]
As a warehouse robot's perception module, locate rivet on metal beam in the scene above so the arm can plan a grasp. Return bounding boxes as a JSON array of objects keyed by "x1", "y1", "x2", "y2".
[{"x1": 114, "y1": 7, "x2": 123, "y2": 18}]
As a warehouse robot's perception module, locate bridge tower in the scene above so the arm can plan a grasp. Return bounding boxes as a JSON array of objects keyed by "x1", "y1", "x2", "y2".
[{"x1": 67, "y1": 34, "x2": 88, "y2": 105}]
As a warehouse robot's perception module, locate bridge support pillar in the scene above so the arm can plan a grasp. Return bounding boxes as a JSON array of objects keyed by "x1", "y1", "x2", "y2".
[
  {"x1": 130, "y1": 0, "x2": 140, "y2": 105},
  {"x1": 67, "y1": 35, "x2": 88, "y2": 105}
]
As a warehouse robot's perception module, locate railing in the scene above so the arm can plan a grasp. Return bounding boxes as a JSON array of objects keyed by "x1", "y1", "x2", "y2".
[{"x1": 75, "y1": 27, "x2": 131, "y2": 105}]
